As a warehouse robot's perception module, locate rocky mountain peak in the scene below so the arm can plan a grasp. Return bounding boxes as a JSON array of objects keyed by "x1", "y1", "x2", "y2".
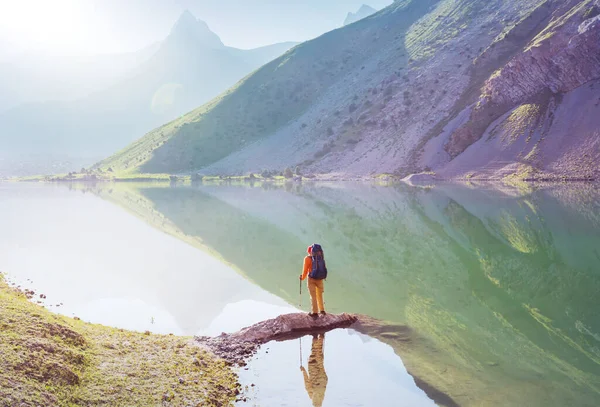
[
  {"x1": 344, "y1": 4, "x2": 377, "y2": 26},
  {"x1": 168, "y1": 10, "x2": 224, "y2": 49}
]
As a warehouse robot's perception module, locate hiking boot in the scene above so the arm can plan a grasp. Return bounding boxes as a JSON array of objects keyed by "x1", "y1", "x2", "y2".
[
  {"x1": 308, "y1": 312, "x2": 318, "y2": 318},
  {"x1": 319, "y1": 311, "x2": 327, "y2": 316}
]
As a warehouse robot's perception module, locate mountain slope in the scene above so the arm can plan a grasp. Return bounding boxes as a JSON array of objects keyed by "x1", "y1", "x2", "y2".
[
  {"x1": 344, "y1": 4, "x2": 377, "y2": 26},
  {"x1": 98, "y1": 0, "x2": 600, "y2": 180},
  {"x1": 99, "y1": 0, "x2": 439, "y2": 173},
  {"x1": 422, "y1": 0, "x2": 600, "y2": 180},
  {"x1": 0, "y1": 11, "x2": 296, "y2": 172}
]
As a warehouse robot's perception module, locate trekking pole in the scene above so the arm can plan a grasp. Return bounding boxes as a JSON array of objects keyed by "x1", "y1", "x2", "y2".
[{"x1": 299, "y1": 278, "x2": 302, "y2": 310}]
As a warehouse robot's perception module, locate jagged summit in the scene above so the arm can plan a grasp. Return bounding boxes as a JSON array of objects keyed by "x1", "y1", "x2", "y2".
[
  {"x1": 167, "y1": 9, "x2": 224, "y2": 49},
  {"x1": 344, "y1": 4, "x2": 377, "y2": 26}
]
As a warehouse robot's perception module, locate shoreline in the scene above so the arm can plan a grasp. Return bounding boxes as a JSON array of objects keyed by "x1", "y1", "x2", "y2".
[
  {"x1": 1, "y1": 270, "x2": 461, "y2": 407},
  {"x1": 1, "y1": 270, "x2": 458, "y2": 407},
  {"x1": 0, "y1": 273, "x2": 240, "y2": 406},
  {"x1": 2, "y1": 171, "x2": 599, "y2": 185}
]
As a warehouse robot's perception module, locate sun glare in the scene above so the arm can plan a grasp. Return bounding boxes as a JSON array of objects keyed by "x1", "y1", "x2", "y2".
[{"x1": 1, "y1": 0, "x2": 94, "y2": 54}]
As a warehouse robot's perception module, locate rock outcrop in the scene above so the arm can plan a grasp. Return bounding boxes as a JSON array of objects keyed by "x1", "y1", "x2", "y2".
[
  {"x1": 195, "y1": 313, "x2": 358, "y2": 365},
  {"x1": 446, "y1": 0, "x2": 600, "y2": 158},
  {"x1": 402, "y1": 172, "x2": 439, "y2": 186},
  {"x1": 195, "y1": 312, "x2": 461, "y2": 407}
]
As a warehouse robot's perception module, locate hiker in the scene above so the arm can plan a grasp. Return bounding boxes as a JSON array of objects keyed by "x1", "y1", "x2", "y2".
[
  {"x1": 301, "y1": 333, "x2": 328, "y2": 407},
  {"x1": 300, "y1": 244, "x2": 328, "y2": 317}
]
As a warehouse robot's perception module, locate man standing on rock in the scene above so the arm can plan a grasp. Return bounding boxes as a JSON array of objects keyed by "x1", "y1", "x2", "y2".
[{"x1": 300, "y1": 244, "x2": 328, "y2": 317}]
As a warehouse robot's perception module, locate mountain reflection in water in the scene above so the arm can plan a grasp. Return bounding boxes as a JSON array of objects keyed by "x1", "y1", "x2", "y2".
[{"x1": 95, "y1": 181, "x2": 600, "y2": 407}]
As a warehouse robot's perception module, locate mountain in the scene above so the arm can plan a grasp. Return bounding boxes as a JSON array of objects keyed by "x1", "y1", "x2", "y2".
[
  {"x1": 167, "y1": 10, "x2": 224, "y2": 49},
  {"x1": 0, "y1": 11, "x2": 297, "y2": 175},
  {"x1": 99, "y1": 0, "x2": 600, "y2": 181},
  {"x1": 344, "y1": 4, "x2": 377, "y2": 26}
]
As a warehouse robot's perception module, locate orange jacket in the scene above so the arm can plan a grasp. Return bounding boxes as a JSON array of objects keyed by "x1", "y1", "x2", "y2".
[{"x1": 301, "y1": 255, "x2": 312, "y2": 280}]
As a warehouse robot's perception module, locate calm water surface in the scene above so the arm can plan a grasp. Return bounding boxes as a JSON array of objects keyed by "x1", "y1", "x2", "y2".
[{"x1": 1, "y1": 181, "x2": 599, "y2": 407}]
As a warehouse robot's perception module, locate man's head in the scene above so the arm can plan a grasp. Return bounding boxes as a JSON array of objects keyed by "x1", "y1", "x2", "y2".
[{"x1": 307, "y1": 245, "x2": 313, "y2": 255}]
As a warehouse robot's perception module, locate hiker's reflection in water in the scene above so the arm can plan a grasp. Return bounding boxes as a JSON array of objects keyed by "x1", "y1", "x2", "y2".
[{"x1": 301, "y1": 333, "x2": 328, "y2": 407}]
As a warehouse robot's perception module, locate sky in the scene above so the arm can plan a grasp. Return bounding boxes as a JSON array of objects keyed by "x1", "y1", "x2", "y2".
[{"x1": 0, "y1": 0, "x2": 393, "y2": 57}]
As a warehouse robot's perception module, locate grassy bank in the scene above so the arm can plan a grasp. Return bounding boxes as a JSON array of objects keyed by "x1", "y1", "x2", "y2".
[{"x1": 0, "y1": 274, "x2": 238, "y2": 407}]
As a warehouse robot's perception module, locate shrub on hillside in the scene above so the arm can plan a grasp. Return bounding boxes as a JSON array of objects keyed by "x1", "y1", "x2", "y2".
[{"x1": 314, "y1": 141, "x2": 335, "y2": 159}]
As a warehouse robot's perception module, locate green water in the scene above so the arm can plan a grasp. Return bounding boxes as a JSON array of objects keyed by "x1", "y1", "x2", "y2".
[
  {"x1": 3, "y1": 181, "x2": 600, "y2": 406},
  {"x1": 102, "y1": 181, "x2": 600, "y2": 407}
]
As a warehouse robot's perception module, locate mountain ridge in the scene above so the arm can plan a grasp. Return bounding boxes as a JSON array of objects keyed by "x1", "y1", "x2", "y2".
[
  {"x1": 344, "y1": 4, "x2": 377, "y2": 26},
  {"x1": 98, "y1": 0, "x2": 600, "y2": 181},
  {"x1": 167, "y1": 9, "x2": 224, "y2": 49}
]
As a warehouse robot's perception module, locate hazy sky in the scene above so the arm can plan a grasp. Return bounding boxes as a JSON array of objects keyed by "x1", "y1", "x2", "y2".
[{"x1": 0, "y1": 0, "x2": 393, "y2": 57}]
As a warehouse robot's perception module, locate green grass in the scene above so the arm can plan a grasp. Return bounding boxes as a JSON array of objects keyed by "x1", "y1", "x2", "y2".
[
  {"x1": 0, "y1": 273, "x2": 238, "y2": 407},
  {"x1": 406, "y1": 0, "x2": 486, "y2": 62},
  {"x1": 527, "y1": 0, "x2": 593, "y2": 51}
]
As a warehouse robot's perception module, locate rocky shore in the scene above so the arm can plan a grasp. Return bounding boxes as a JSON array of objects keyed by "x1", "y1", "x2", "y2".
[{"x1": 195, "y1": 313, "x2": 358, "y2": 366}]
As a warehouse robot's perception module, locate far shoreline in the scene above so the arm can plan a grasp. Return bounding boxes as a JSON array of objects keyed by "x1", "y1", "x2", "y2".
[{"x1": 2, "y1": 170, "x2": 598, "y2": 188}]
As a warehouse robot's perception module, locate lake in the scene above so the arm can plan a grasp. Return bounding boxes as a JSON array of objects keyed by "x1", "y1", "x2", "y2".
[{"x1": 1, "y1": 181, "x2": 599, "y2": 406}]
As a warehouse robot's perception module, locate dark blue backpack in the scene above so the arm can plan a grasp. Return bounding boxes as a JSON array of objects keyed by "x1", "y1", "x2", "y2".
[{"x1": 309, "y1": 243, "x2": 328, "y2": 280}]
